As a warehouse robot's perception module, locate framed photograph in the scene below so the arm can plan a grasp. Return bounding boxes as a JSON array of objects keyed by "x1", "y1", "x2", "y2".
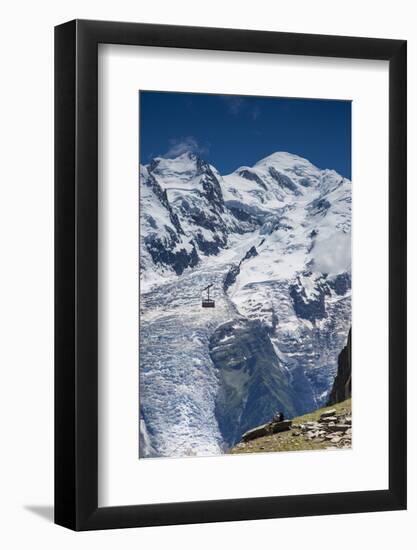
[{"x1": 55, "y1": 20, "x2": 406, "y2": 530}]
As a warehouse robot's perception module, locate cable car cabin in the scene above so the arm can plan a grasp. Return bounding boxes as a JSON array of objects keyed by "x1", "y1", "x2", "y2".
[{"x1": 202, "y1": 284, "x2": 215, "y2": 308}]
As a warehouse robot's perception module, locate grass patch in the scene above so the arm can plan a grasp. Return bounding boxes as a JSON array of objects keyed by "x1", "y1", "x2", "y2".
[{"x1": 229, "y1": 398, "x2": 351, "y2": 455}]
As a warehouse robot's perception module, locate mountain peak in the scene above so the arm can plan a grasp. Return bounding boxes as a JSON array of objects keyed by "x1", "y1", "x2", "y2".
[
  {"x1": 163, "y1": 150, "x2": 199, "y2": 163},
  {"x1": 255, "y1": 151, "x2": 317, "y2": 170},
  {"x1": 151, "y1": 150, "x2": 197, "y2": 166},
  {"x1": 147, "y1": 152, "x2": 206, "y2": 184}
]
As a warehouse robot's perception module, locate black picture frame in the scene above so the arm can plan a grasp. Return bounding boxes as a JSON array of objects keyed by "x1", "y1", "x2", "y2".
[{"x1": 55, "y1": 19, "x2": 407, "y2": 531}]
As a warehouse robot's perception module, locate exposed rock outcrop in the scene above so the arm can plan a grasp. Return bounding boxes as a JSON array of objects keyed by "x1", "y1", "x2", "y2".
[
  {"x1": 242, "y1": 420, "x2": 292, "y2": 442},
  {"x1": 223, "y1": 245, "x2": 258, "y2": 292},
  {"x1": 209, "y1": 318, "x2": 299, "y2": 446},
  {"x1": 327, "y1": 329, "x2": 352, "y2": 405}
]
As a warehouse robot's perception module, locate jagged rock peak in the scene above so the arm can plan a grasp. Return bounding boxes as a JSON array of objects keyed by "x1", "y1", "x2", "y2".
[{"x1": 147, "y1": 151, "x2": 212, "y2": 183}]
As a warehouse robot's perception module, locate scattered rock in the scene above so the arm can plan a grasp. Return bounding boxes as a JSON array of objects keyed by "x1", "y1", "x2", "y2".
[
  {"x1": 305, "y1": 422, "x2": 319, "y2": 429},
  {"x1": 235, "y1": 403, "x2": 352, "y2": 452},
  {"x1": 321, "y1": 416, "x2": 337, "y2": 423},
  {"x1": 333, "y1": 424, "x2": 350, "y2": 432},
  {"x1": 325, "y1": 432, "x2": 343, "y2": 439},
  {"x1": 320, "y1": 409, "x2": 337, "y2": 419}
]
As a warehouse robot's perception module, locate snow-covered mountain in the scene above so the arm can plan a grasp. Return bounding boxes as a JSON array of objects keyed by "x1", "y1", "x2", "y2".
[{"x1": 139, "y1": 151, "x2": 351, "y2": 457}]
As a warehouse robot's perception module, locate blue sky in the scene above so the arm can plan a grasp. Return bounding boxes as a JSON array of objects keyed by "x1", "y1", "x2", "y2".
[{"x1": 140, "y1": 91, "x2": 351, "y2": 179}]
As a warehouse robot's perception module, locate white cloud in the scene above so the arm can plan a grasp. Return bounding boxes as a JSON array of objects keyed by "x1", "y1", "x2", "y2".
[{"x1": 312, "y1": 232, "x2": 351, "y2": 275}]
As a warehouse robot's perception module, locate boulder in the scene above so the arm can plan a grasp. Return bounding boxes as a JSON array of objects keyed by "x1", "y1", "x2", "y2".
[
  {"x1": 333, "y1": 424, "x2": 350, "y2": 433},
  {"x1": 241, "y1": 420, "x2": 292, "y2": 442},
  {"x1": 241, "y1": 423, "x2": 270, "y2": 442},
  {"x1": 321, "y1": 416, "x2": 338, "y2": 423},
  {"x1": 325, "y1": 433, "x2": 340, "y2": 440},
  {"x1": 270, "y1": 420, "x2": 292, "y2": 435},
  {"x1": 320, "y1": 409, "x2": 337, "y2": 419}
]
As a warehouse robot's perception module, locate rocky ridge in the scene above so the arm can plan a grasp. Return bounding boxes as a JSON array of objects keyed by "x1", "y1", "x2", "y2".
[{"x1": 327, "y1": 329, "x2": 352, "y2": 405}]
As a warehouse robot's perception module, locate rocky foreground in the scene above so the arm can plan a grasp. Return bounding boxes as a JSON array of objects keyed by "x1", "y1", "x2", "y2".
[{"x1": 230, "y1": 398, "x2": 351, "y2": 454}]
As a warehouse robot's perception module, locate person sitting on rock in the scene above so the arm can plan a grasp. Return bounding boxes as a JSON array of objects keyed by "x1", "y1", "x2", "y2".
[{"x1": 272, "y1": 411, "x2": 284, "y2": 423}]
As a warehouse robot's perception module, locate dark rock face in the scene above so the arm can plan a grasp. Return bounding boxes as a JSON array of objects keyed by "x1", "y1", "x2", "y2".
[
  {"x1": 308, "y1": 197, "x2": 331, "y2": 216},
  {"x1": 237, "y1": 168, "x2": 268, "y2": 190},
  {"x1": 223, "y1": 264, "x2": 241, "y2": 292},
  {"x1": 228, "y1": 205, "x2": 261, "y2": 227},
  {"x1": 289, "y1": 274, "x2": 330, "y2": 322},
  {"x1": 268, "y1": 167, "x2": 301, "y2": 195},
  {"x1": 243, "y1": 245, "x2": 258, "y2": 262},
  {"x1": 193, "y1": 232, "x2": 225, "y2": 256},
  {"x1": 200, "y1": 170, "x2": 225, "y2": 210},
  {"x1": 141, "y1": 170, "x2": 200, "y2": 275},
  {"x1": 298, "y1": 177, "x2": 314, "y2": 187},
  {"x1": 144, "y1": 233, "x2": 199, "y2": 275},
  {"x1": 209, "y1": 319, "x2": 298, "y2": 446},
  {"x1": 223, "y1": 245, "x2": 258, "y2": 292},
  {"x1": 328, "y1": 272, "x2": 351, "y2": 296},
  {"x1": 327, "y1": 329, "x2": 352, "y2": 405}
]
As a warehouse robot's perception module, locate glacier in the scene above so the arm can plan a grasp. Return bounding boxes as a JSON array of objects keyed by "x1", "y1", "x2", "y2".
[{"x1": 139, "y1": 151, "x2": 351, "y2": 457}]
